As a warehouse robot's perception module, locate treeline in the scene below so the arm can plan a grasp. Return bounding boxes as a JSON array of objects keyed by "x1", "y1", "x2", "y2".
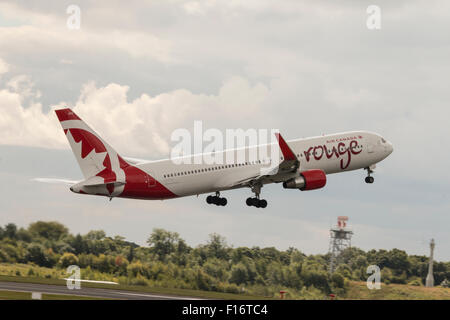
[{"x1": 0, "y1": 221, "x2": 449, "y2": 298}]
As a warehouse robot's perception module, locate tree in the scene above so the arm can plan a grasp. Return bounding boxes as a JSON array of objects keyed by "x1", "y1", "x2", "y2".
[
  {"x1": 300, "y1": 262, "x2": 330, "y2": 292},
  {"x1": 94, "y1": 254, "x2": 114, "y2": 273},
  {"x1": 195, "y1": 268, "x2": 215, "y2": 291},
  {"x1": 28, "y1": 221, "x2": 68, "y2": 240},
  {"x1": 331, "y1": 272, "x2": 345, "y2": 289},
  {"x1": 71, "y1": 234, "x2": 86, "y2": 254},
  {"x1": 0, "y1": 249, "x2": 9, "y2": 262},
  {"x1": 203, "y1": 258, "x2": 228, "y2": 281},
  {"x1": 205, "y1": 233, "x2": 229, "y2": 260},
  {"x1": 386, "y1": 249, "x2": 410, "y2": 271},
  {"x1": 127, "y1": 261, "x2": 146, "y2": 278},
  {"x1": 4, "y1": 223, "x2": 17, "y2": 239},
  {"x1": 26, "y1": 244, "x2": 51, "y2": 267},
  {"x1": 115, "y1": 255, "x2": 129, "y2": 268},
  {"x1": 147, "y1": 228, "x2": 182, "y2": 261},
  {"x1": 16, "y1": 228, "x2": 32, "y2": 242},
  {"x1": 59, "y1": 252, "x2": 79, "y2": 268},
  {"x1": 127, "y1": 245, "x2": 135, "y2": 263},
  {"x1": 229, "y1": 263, "x2": 248, "y2": 285},
  {"x1": 86, "y1": 230, "x2": 106, "y2": 241}
]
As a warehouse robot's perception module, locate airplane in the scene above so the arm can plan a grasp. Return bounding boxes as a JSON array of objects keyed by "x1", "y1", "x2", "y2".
[{"x1": 40, "y1": 108, "x2": 393, "y2": 209}]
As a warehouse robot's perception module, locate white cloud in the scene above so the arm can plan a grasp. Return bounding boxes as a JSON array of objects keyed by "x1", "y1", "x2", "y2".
[
  {"x1": 0, "y1": 66, "x2": 270, "y2": 157},
  {"x1": 0, "y1": 1, "x2": 449, "y2": 260},
  {"x1": 0, "y1": 58, "x2": 8, "y2": 75},
  {"x1": 59, "y1": 59, "x2": 73, "y2": 65},
  {"x1": 183, "y1": 1, "x2": 207, "y2": 16},
  {"x1": 0, "y1": 25, "x2": 173, "y2": 63},
  {"x1": 0, "y1": 90, "x2": 64, "y2": 148},
  {"x1": 6, "y1": 74, "x2": 41, "y2": 99},
  {"x1": 0, "y1": 2, "x2": 174, "y2": 64}
]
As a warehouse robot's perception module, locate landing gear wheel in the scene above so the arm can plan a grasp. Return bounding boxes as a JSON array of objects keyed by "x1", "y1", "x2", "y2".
[
  {"x1": 364, "y1": 167, "x2": 375, "y2": 184},
  {"x1": 246, "y1": 183, "x2": 267, "y2": 208},
  {"x1": 259, "y1": 199, "x2": 267, "y2": 208},
  {"x1": 206, "y1": 193, "x2": 227, "y2": 206},
  {"x1": 365, "y1": 176, "x2": 374, "y2": 184},
  {"x1": 246, "y1": 197, "x2": 267, "y2": 208}
]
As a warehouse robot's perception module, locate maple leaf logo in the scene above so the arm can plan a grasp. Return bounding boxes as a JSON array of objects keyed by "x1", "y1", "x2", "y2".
[{"x1": 66, "y1": 129, "x2": 109, "y2": 178}]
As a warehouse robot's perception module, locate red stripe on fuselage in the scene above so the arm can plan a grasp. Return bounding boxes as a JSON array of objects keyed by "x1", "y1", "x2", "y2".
[
  {"x1": 62, "y1": 125, "x2": 176, "y2": 200},
  {"x1": 117, "y1": 155, "x2": 176, "y2": 200},
  {"x1": 120, "y1": 164, "x2": 177, "y2": 200}
]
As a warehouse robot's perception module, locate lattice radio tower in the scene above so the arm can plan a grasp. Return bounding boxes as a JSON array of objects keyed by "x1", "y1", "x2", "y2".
[{"x1": 328, "y1": 216, "x2": 353, "y2": 274}]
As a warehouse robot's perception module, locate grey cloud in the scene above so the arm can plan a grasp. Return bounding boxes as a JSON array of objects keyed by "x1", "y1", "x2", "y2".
[{"x1": 0, "y1": 0, "x2": 449, "y2": 260}]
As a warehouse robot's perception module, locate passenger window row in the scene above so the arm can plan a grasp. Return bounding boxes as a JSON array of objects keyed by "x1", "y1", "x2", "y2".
[
  {"x1": 164, "y1": 144, "x2": 365, "y2": 178},
  {"x1": 163, "y1": 159, "x2": 268, "y2": 178}
]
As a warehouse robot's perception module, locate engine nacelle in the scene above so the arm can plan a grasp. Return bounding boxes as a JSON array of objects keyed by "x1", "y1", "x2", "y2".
[{"x1": 282, "y1": 169, "x2": 327, "y2": 191}]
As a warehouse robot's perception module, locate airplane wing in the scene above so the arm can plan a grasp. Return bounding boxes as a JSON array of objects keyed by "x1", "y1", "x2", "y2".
[
  {"x1": 224, "y1": 133, "x2": 300, "y2": 189},
  {"x1": 32, "y1": 178, "x2": 80, "y2": 185}
]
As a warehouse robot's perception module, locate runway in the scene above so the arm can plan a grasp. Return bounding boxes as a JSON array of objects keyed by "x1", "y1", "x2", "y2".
[{"x1": 0, "y1": 281, "x2": 203, "y2": 300}]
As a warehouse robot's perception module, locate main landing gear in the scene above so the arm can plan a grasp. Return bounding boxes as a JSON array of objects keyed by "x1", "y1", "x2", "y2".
[
  {"x1": 246, "y1": 183, "x2": 267, "y2": 208},
  {"x1": 365, "y1": 167, "x2": 375, "y2": 184},
  {"x1": 246, "y1": 197, "x2": 267, "y2": 208},
  {"x1": 206, "y1": 192, "x2": 227, "y2": 206}
]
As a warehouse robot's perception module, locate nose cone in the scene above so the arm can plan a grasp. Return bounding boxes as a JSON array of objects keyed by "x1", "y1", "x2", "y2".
[{"x1": 386, "y1": 141, "x2": 394, "y2": 155}]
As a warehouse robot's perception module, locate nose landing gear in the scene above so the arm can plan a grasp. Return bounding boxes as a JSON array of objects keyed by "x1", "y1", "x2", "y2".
[
  {"x1": 206, "y1": 192, "x2": 227, "y2": 206},
  {"x1": 365, "y1": 167, "x2": 375, "y2": 184}
]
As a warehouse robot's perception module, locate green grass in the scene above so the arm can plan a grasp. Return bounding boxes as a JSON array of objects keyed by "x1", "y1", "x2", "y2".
[
  {"x1": 343, "y1": 281, "x2": 450, "y2": 300},
  {"x1": 0, "y1": 290, "x2": 32, "y2": 300},
  {"x1": 0, "y1": 290, "x2": 104, "y2": 300},
  {"x1": 2, "y1": 262, "x2": 450, "y2": 300},
  {"x1": 0, "y1": 274, "x2": 270, "y2": 300},
  {"x1": 2, "y1": 275, "x2": 449, "y2": 300},
  {"x1": 0, "y1": 263, "x2": 271, "y2": 299}
]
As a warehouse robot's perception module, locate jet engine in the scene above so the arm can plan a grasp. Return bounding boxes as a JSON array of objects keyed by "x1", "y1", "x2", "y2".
[{"x1": 282, "y1": 169, "x2": 327, "y2": 191}]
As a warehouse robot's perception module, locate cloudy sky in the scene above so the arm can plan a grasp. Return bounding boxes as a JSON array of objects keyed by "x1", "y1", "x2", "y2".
[{"x1": 0, "y1": 1, "x2": 449, "y2": 260}]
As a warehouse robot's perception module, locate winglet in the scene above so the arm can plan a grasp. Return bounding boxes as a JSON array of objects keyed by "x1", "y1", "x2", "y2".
[{"x1": 275, "y1": 133, "x2": 297, "y2": 161}]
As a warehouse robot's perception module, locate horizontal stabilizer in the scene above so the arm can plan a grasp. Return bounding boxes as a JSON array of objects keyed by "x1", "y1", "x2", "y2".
[
  {"x1": 122, "y1": 156, "x2": 151, "y2": 165},
  {"x1": 33, "y1": 178, "x2": 80, "y2": 185}
]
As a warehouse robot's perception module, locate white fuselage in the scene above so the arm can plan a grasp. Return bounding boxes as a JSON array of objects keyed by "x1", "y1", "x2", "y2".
[{"x1": 133, "y1": 130, "x2": 393, "y2": 198}]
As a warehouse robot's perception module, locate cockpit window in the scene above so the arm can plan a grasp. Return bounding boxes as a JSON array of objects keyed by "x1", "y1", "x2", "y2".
[{"x1": 381, "y1": 138, "x2": 386, "y2": 143}]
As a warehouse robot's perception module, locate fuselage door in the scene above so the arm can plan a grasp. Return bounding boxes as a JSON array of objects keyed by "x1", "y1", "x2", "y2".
[
  {"x1": 148, "y1": 176, "x2": 156, "y2": 188},
  {"x1": 144, "y1": 174, "x2": 156, "y2": 188}
]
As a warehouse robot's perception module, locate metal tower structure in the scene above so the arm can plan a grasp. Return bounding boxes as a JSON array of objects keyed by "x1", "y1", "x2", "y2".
[
  {"x1": 328, "y1": 216, "x2": 353, "y2": 274},
  {"x1": 425, "y1": 238, "x2": 435, "y2": 287}
]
